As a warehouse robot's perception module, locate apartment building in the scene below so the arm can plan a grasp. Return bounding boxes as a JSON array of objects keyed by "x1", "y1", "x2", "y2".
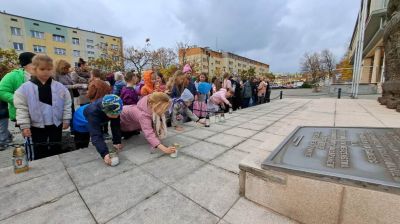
[
  {"x1": 0, "y1": 11, "x2": 123, "y2": 67},
  {"x1": 348, "y1": 0, "x2": 388, "y2": 85},
  {"x1": 179, "y1": 47, "x2": 269, "y2": 77}
]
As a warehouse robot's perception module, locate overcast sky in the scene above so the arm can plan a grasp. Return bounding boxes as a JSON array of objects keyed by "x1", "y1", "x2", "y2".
[{"x1": 2, "y1": 0, "x2": 359, "y2": 73}]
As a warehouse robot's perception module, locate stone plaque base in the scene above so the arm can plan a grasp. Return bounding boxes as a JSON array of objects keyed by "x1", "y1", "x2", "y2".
[
  {"x1": 262, "y1": 126, "x2": 400, "y2": 191},
  {"x1": 240, "y1": 126, "x2": 400, "y2": 224}
]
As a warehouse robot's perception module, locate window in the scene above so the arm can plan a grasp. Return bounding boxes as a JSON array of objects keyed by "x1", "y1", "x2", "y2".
[
  {"x1": 53, "y1": 34, "x2": 65, "y2": 42},
  {"x1": 13, "y1": 43, "x2": 23, "y2": 51},
  {"x1": 113, "y1": 38, "x2": 116, "y2": 41},
  {"x1": 31, "y1": 30, "x2": 44, "y2": 39},
  {"x1": 203, "y1": 65, "x2": 207, "y2": 69},
  {"x1": 238, "y1": 63, "x2": 241, "y2": 67},
  {"x1": 87, "y1": 39, "x2": 94, "y2": 43},
  {"x1": 73, "y1": 30, "x2": 77, "y2": 34},
  {"x1": 111, "y1": 44, "x2": 118, "y2": 50},
  {"x1": 33, "y1": 45, "x2": 46, "y2": 53},
  {"x1": 56, "y1": 27, "x2": 61, "y2": 30},
  {"x1": 215, "y1": 60, "x2": 220, "y2": 65},
  {"x1": 11, "y1": 27, "x2": 21, "y2": 36},
  {"x1": 73, "y1": 50, "x2": 80, "y2": 57},
  {"x1": 99, "y1": 42, "x2": 107, "y2": 49},
  {"x1": 88, "y1": 57, "x2": 95, "y2": 61},
  {"x1": 229, "y1": 61, "x2": 233, "y2": 65},
  {"x1": 54, "y1": 48, "x2": 66, "y2": 55},
  {"x1": 88, "y1": 51, "x2": 95, "y2": 55},
  {"x1": 11, "y1": 18, "x2": 18, "y2": 22},
  {"x1": 33, "y1": 23, "x2": 39, "y2": 26},
  {"x1": 112, "y1": 56, "x2": 119, "y2": 61},
  {"x1": 100, "y1": 36, "x2": 104, "y2": 39},
  {"x1": 202, "y1": 58, "x2": 207, "y2": 62},
  {"x1": 72, "y1": 38, "x2": 80, "y2": 45},
  {"x1": 87, "y1": 45, "x2": 94, "y2": 49}
]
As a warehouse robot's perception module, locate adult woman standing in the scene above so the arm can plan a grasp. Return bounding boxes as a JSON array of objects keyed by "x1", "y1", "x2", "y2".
[
  {"x1": 120, "y1": 92, "x2": 176, "y2": 154},
  {"x1": 55, "y1": 59, "x2": 84, "y2": 130},
  {"x1": 71, "y1": 58, "x2": 90, "y2": 106}
]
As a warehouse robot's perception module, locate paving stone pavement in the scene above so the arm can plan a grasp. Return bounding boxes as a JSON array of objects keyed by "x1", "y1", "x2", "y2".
[{"x1": 1, "y1": 97, "x2": 390, "y2": 223}]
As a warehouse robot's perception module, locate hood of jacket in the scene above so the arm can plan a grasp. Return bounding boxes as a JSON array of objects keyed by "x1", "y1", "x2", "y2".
[{"x1": 143, "y1": 70, "x2": 154, "y2": 91}]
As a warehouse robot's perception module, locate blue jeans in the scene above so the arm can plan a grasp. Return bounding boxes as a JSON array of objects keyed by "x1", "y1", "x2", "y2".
[{"x1": 0, "y1": 118, "x2": 11, "y2": 145}]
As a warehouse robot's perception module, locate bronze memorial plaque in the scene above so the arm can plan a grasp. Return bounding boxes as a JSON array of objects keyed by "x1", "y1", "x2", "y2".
[{"x1": 262, "y1": 127, "x2": 400, "y2": 189}]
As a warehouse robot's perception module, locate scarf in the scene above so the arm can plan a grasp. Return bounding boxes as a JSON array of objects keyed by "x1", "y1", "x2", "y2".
[{"x1": 152, "y1": 113, "x2": 167, "y2": 139}]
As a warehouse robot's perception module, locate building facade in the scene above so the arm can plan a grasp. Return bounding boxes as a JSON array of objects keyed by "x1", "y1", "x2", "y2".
[
  {"x1": 0, "y1": 12, "x2": 123, "y2": 67},
  {"x1": 179, "y1": 47, "x2": 269, "y2": 77},
  {"x1": 348, "y1": 0, "x2": 388, "y2": 86}
]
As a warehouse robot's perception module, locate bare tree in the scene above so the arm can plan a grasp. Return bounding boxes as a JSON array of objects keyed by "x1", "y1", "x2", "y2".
[
  {"x1": 321, "y1": 49, "x2": 336, "y2": 79},
  {"x1": 301, "y1": 52, "x2": 323, "y2": 83},
  {"x1": 151, "y1": 47, "x2": 177, "y2": 69},
  {"x1": 124, "y1": 42, "x2": 152, "y2": 74},
  {"x1": 176, "y1": 41, "x2": 190, "y2": 66}
]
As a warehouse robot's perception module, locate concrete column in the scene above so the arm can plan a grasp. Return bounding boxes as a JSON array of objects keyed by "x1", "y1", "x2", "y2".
[{"x1": 371, "y1": 47, "x2": 382, "y2": 83}]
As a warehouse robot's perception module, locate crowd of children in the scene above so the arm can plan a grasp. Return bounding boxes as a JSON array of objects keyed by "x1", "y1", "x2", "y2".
[{"x1": 0, "y1": 52, "x2": 271, "y2": 165}]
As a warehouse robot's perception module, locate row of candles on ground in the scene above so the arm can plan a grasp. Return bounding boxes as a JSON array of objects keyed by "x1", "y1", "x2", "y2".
[
  {"x1": 204, "y1": 107, "x2": 233, "y2": 127},
  {"x1": 12, "y1": 107, "x2": 235, "y2": 173}
]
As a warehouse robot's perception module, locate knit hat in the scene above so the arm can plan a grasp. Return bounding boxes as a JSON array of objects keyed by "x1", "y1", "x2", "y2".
[
  {"x1": 180, "y1": 88, "x2": 194, "y2": 102},
  {"x1": 102, "y1": 94, "x2": 123, "y2": 115},
  {"x1": 182, "y1": 64, "x2": 192, "y2": 74},
  {"x1": 18, "y1": 52, "x2": 35, "y2": 67}
]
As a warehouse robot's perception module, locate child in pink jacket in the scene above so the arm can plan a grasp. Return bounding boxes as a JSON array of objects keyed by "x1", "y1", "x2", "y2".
[
  {"x1": 120, "y1": 92, "x2": 176, "y2": 154},
  {"x1": 208, "y1": 88, "x2": 233, "y2": 112}
]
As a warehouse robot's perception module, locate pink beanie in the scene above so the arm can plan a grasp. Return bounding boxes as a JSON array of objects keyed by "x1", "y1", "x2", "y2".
[{"x1": 183, "y1": 64, "x2": 192, "y2": 74}]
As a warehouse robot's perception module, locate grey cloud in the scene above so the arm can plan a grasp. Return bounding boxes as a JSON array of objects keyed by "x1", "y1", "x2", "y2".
[{"x1": 1, "y1": 0, "x2": 359, "y2": 72}]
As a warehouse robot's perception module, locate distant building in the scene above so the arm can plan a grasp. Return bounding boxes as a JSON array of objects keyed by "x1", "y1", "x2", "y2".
[
  {"x1": 0, "y1": 11, "x2": 123, "y2": 67},
  {"x1": 179, "y1": 46, "x2": 269, "y2": 76},
  {"x1": 348, "y1": 0, "x2": 388, "y2": 85},
  {"x1": 274, "y1": 73, "x2": 307, "y2": 85}
]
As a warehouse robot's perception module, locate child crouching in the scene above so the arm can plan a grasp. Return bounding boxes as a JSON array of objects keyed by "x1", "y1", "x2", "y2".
[
  {"x1": 171, "y1": 88, "x2": 204, "y2": 132},
  {"x1": 208, "y1": 88, "x2": 233, "y2": 113},
  {"x1": 14, "y1": 54, "x2": 72, "y2": 160},
  {"x1": 84, "y1": 94, "x2": 123, "y2": 166}
]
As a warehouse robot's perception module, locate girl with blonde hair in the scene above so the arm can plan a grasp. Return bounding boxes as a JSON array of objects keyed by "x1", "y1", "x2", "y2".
[{"x1": 120, "y1": 92, "x2": 176, "y2": 154}]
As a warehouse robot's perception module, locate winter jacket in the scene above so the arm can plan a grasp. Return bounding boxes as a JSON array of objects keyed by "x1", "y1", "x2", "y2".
[
  {"x1": 140, "y1": 71, "x2": 154, "y2": 96},
  {"x1": 87, "y1": 79, "x2": 112, "y2": 102},
  {"x1": 210, "y1": 88, "x2": 230, "y2": 106},
  {"x1": 120, "y1": 95, "x2": 161, "y2": 148},
  {"x1": 72, "y1": 104, "x2": 89, "y2": 133},
  {"x1": 0, "y1": 68, "x2": 29, "y2": 121},
  {"x1": 14, "y1": 78, "x2": 72, "y2": 129},
  {"x1": 55, "y1": 73, "x2": 76, "y2": 100},
  {"x1": 171, "y1": 80, "x2": 197, "y2": 99},
  {"x1": 222, "y1": 79, "x2": 232, "y2": 91},
  {"x1": 120, "y1": 86, "x2": 139, "y2": 105},
  {"x1": 257, "y1": 81, "x2": 267, "y2": 97},
  {"x1": 112, "y1": 80, "x2": 126, "y2": 96},
  {"x1": 171, "y1": 101, "x2": 199, "y2": 127},
  {"x1": 84, "y1": 98, "x2": 122, "y2": 158},
  {"x1": 242, "y1": 81, "x2": 252, "y2": 99},
  {"x1": 187, "y1": 79, "x2": 197, "y2": 96}
]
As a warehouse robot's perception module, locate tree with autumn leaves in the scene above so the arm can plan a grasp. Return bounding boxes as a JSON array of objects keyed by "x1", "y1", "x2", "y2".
[{"x1": 0, "y1": 48, "x2": 19, "y2": 79}]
